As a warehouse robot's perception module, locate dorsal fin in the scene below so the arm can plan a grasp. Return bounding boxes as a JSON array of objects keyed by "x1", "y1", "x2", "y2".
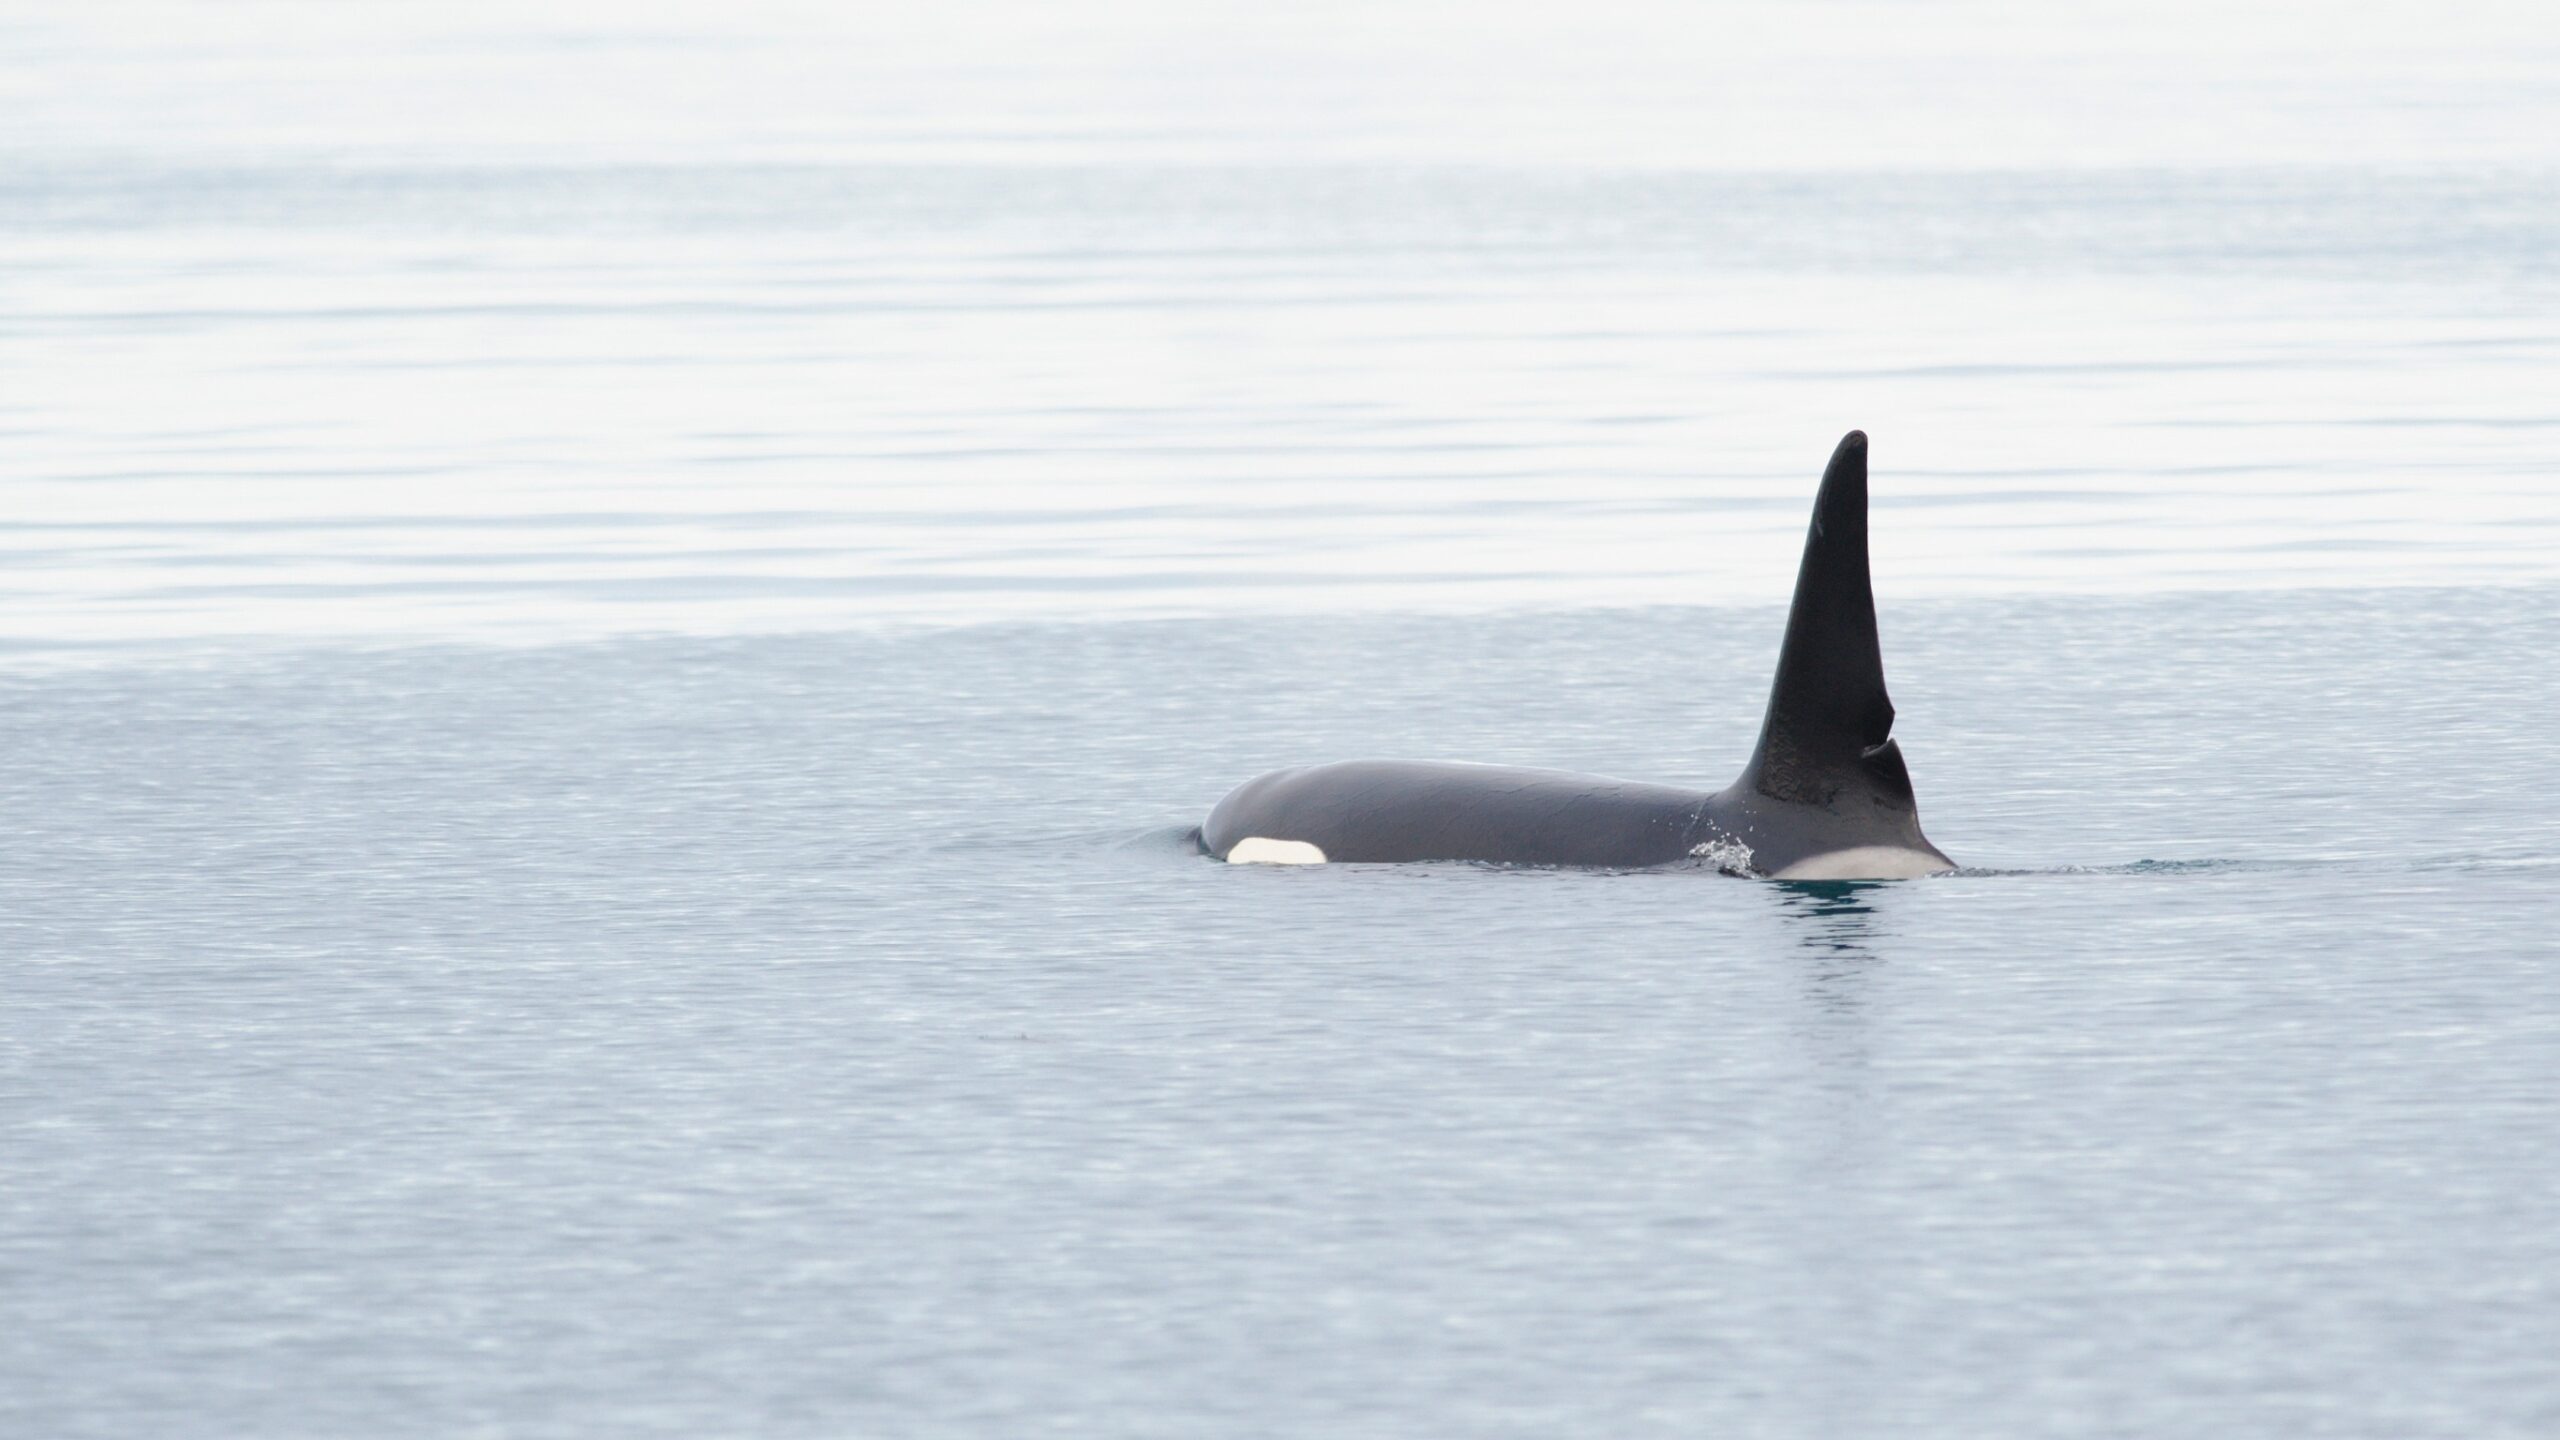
[{"x1": 1735, "y1": 430, "x2": 1911, "y2": 809}]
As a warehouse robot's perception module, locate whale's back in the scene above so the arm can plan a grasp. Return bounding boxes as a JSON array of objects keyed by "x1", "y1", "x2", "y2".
[{"x1": 1204, "y1": 760, "x2": 1710, "y2": 868}]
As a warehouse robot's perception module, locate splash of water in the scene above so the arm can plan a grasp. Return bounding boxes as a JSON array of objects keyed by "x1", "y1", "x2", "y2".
[{"x1": 1689, "y1": 834, "x2": 1759, "y2": 877}]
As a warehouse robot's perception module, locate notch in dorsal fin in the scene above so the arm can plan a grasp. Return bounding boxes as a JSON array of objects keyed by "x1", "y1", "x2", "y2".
[{"x1": 1735, "y1": 430, "x2": 1911, "y2": 809}]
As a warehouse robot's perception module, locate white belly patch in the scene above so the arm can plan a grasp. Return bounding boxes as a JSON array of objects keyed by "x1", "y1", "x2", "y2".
[
  {"x1": 1225, "y1": 837, "x2": 1328, "y2": 865},
  {"x1": 1768, "y1": 845, "x2": 1950, "y2": 880}
]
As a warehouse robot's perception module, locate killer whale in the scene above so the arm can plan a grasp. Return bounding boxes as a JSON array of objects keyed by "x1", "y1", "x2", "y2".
[{"x1": 1200, "y1": 430, "x2": 1955, "y2": 880}]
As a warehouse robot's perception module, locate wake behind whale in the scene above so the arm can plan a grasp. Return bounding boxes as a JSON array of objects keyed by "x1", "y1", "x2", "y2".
[{"x1": 1200, "y1": 431, "x2": 1955, "y2": 880}]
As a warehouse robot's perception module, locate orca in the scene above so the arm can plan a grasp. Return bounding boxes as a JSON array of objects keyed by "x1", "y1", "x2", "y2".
[{"x1": 1200, "y1": 431, "x2": 1955, "y2": 880}]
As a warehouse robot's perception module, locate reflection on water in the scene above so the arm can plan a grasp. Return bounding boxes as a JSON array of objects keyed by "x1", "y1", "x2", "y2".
[
  {"x1": 5, "y1": 163, "x2": 2558, "y2": 655},
  {"x1": 1773, "y1": 880, "x2": 1884, "y2": 959},
  {"x1": 1773, "y1": 882, "x2": 1880, "y2": 1106}
]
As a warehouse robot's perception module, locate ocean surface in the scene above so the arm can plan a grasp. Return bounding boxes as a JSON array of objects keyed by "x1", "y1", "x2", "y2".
[{"x1": 5, "y1": 4, "x2": 2559, "y2": 1436}]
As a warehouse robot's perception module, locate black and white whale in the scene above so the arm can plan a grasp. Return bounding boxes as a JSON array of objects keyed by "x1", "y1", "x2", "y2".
[{"x1": 1200, "y1": 430, "x2": 1955, "y2": 880}]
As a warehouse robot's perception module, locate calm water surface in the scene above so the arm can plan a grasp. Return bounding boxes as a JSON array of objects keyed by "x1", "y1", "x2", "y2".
[
  {"x1": 8, "y1": 598, "x2": 2558, "y2": 1437},
  {"x1": 4, "y1": 3, "x2": 2559, "y2": 1436}
]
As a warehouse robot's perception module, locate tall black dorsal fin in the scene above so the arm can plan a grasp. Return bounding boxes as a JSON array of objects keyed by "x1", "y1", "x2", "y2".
[{"x1": 1735, "y1": 430, "x2": 1910, "y2": 808}]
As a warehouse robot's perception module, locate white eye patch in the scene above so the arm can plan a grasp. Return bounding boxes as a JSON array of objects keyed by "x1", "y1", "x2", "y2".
[{"x1": 1225, "y1": 837, "x2": 1327, "y2": 865}]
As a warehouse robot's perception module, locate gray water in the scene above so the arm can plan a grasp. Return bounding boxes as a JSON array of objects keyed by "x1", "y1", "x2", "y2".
[
  {"x1": 8, "y1": 596, "x2": 2559, "y2": 1437},
  {"x1": 7, "y1": 3, "x2": 2560, "y2": 1436}
]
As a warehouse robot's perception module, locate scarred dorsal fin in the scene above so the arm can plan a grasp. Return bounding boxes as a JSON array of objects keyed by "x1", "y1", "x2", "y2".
[{"x1": 1735, "y1": 430, "x2": 1911, "y2": 809}]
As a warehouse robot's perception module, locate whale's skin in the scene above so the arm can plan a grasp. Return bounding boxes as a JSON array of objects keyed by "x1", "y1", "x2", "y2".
[
  {"x1": 1200, "y1": 760, "x2": 1951, "y2": 878},
  {"x1": 1205, "y1": 762, "x2": 1710, "y2": 870},
  {"x1": 1200, "y1": 431, "x2": 1956, "y2": 880}
]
